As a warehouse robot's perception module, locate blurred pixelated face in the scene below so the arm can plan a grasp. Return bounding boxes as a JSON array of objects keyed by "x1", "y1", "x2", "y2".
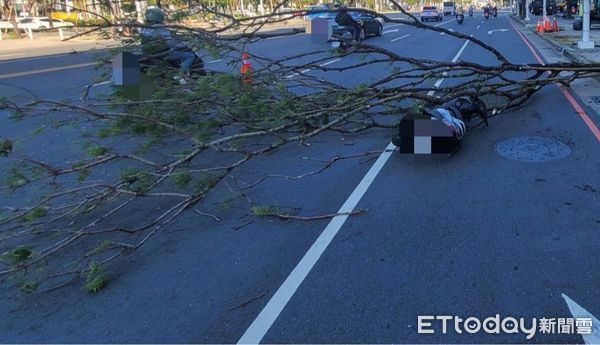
[
  {"x1": 397, "y1": 112, "x2": 460, "y2": 155},
  {"x1": 111, "y1": 52, "x2": 153, "y2": 100}
]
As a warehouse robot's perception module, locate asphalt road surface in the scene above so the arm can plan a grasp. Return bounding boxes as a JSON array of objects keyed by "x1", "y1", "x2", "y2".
[{"x1": 0, "y1": 13, "x2": 599, "y2": 344}]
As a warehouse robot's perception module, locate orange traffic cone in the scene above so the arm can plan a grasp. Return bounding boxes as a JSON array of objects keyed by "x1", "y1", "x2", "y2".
[
  {"x1": 553, "y1": 18, "x2": 559, "y2": 32},
  {"x1": 536, "y1": 19, "x2": 543, "y2": 32},
  {"x1": 240, "y1": 52, "x2": 253, "y2": 85},
  {"x1": 544, "y1": 17, "x2": 552, "y2": 32}
]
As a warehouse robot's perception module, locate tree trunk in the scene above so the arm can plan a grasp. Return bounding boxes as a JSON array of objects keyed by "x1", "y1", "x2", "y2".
[{"x1": 9, "y1": 3, "x2": 21, "y2": 38}]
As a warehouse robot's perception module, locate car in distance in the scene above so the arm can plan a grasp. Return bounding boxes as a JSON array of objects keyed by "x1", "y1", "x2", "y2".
[{"x1": 420, "y1": 6, "x2": 443, "y2": 21}]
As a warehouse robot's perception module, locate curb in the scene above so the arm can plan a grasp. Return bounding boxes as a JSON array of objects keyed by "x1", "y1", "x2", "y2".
[{"x1": 508, "y1": 14, "x2": 591, "y2": 64}]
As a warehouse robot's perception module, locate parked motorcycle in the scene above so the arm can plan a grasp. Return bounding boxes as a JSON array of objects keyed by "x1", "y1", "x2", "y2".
[
  {"x1": 457, "y1": 13, "x2": 464, "y2": 24},
  {"x1": 484, "y1": 11, "x2": 490, "y2": 19},
  {"x1": 469, "y1": 9, "x2": 473, "y2": 16}
]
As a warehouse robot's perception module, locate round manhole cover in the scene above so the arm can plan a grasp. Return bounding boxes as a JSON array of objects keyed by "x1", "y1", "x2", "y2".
[{"x1": 494, "y1": 136, "x2": 571, "y2": 162}]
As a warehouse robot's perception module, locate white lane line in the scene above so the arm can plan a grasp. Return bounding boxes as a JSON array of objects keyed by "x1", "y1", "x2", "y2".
[
  {"x1": 391, "y1": 33, "x2": 411, "y2": 42},
  {"x1": 0, "y1": 62, "x2": 96, "y2": 80},
  {"x1": 285, "y1": 69, "x2": 311, "y2": 79},
  {"x1": 287, "y1": 59, "x2": 341, "y2": 78},
  {"x1": 452, "y1": 38, "x2": 470, "y2": 62},
  {"x1": 382, "y1": 28, "x2": 399, "y2": 35},
  {"x1": 440, "y1": 32, "x2": 446, "y2": 35},
  {"x1": 237, "y1": 142, "x2": 397, "y2": 345},
  {"x1": 476, "y1": 24, "x2": 481, "y2": 29},
  {"x1": 385, "y1": 24, "x2": 403, "y2": 28},
  {"x1": 562, "y1": 294, "x2": 600, "y2": 343},
  {"x1": 434, "y1": 18, "x2": 456, "y2": 26},
  {"x1": 319, "y1": 58, "x2": 341, "y2": 66},
  {"x1": 238, "y1": 29, "x2": 473, "y2": 345},
  {"x1": 427, "y1": 38, "x2": 470, "y2": 93},
  {"x1": 206, "y1": 59, "x2": 222, "y2": 64}
]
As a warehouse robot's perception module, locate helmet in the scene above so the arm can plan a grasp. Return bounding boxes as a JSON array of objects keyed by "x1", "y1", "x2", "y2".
[{"x1": 145, "y1": 8, "x2": 165, "y2": 24}]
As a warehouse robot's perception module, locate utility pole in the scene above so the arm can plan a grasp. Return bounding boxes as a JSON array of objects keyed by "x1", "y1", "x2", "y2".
[
  {"x1": 525, "y1": 0, "x2": 531, "y2": 19},
  {"x1": 542, "y1": 0, "x2": 547, "y2": 19},
  {"x1": 578, "y1": 0, "x2": 595, "y2": 48}
]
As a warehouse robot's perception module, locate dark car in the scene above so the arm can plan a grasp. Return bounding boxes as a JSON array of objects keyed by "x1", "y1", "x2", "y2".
[
  {"x1": 331, "y1": 10, "x2": 384, "y2": 41},
  {"x1": 529, "y1": 0, "x2": 557, "y2": 15}
]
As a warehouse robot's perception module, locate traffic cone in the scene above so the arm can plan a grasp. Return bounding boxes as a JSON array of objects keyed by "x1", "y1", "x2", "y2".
[
  {"x1": 544, "y1": 17, "x2": 552, "y2": 32},
  {"x1": 553, "y1": 18, "x2": 559, "y2": 32},
  {"x1": 240, "y1": 52, "x2": 253, "y2": 85},
  {"x1": 535, "y1": 19, "x2": 542, "y2": 32}
]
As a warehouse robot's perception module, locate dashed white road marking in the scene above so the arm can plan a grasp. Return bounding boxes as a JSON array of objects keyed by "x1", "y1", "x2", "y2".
[
  {"x1": 385, "y1": 24, "x2": 403, "y2": 28},
  {"x1": 286, "y1": 59, "x2": 341, "y2": 78},
  {"x1": 434, "y1": 18, "x2": 456, "y2": 26},
  {"x1": 319, "y1": 58, "x2": 341, "y2": 66},
  {"x1": 440, "y1": 32, "x2": 446, "y2": 35},
  {"x1": 285, "y1": 68, "x2": 311, "y2": 78},
  {"x1": 206, "y1": 59, "x2": 223, "y2": 64},
  {"x1": 238, "y1": 28, "x2": 473, "y2": 345},
  {"x1": 391, "y1": 33, "x2": 411, "y2": 42},
  {"x1": 382, "y1": 28, "x2": 399, "y2": 34},
  {"x1": 476, "y1": 24, "x2": 481, "y2": 29}
]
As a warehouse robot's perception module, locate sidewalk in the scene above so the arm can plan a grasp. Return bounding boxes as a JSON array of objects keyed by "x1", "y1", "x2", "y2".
[{"x1": 510, "y1": 13, "x2": 600, "y2": 63}]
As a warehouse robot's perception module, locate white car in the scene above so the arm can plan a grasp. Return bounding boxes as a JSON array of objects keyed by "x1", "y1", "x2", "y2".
[
  {"x1": 0, "y1": 17, "x2": 74, "y2": 31},
  {"x1": 420, "y1": 6, "x2": 443, "y2": 21}
]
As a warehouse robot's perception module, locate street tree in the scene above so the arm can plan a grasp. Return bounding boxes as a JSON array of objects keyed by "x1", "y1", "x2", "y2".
[{"x1": 1, "y1": 0, "x2": 599, "y2": 294}]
